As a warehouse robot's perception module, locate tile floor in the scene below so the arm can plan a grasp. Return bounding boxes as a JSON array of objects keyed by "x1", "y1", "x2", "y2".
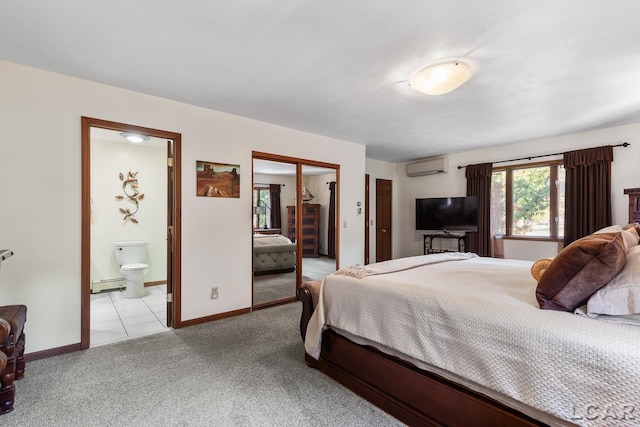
[{"x1": 90, "y1": 284, "x2": 170, "y2": 347}]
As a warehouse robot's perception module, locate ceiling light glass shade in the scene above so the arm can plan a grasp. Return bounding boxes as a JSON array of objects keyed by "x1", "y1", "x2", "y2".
[
  {"x1": 409, "y1": 61, "x2": 472, "y2": 96},
  {"x1": 120, "y1": 132, "x2": 150, "y2": 143}
]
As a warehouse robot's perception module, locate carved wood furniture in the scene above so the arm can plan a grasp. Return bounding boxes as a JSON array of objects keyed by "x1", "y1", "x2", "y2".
[
  {"x1": 624, "y1": 188, "x2": 640, "y2": 224},
  {"x1": 287, "y1": 204, "x2": 320, "y2": 257},
  {"x1": 423, "y1": 233, "x2": 466, "y2": 254},
  {"x1": 0, "y1": 321, "x2": 7, "y2": 388},
  {"x1": 298, "y1": 281, "x2": 544, "y2": 427},
  {"x1": 0, "y1": 305, "x2": 27, "y2": 414}
]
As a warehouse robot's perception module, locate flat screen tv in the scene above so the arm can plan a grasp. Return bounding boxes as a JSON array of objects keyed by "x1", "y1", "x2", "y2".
[{"x1": 415, "y1": 196, "x2": 478, "y2": 232}]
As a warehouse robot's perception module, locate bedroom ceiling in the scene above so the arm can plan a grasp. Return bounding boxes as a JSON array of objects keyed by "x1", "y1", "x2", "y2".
[{"x1": 2, "y1": 1, "x2": 640, "y2": 162}]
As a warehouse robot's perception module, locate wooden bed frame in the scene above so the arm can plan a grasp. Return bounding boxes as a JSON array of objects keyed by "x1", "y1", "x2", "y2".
[{"x1": 298, "y1": 282, "x2": 550, "y2": 427}]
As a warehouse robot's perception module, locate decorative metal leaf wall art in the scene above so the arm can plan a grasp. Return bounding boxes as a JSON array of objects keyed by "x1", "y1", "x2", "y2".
[{"x1": 116, "y1": 170, "x2": 144, "y2": 223}]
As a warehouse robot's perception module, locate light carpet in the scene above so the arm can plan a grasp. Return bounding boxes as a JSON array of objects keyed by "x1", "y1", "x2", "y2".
[
  {"x1": 5, "y1": 303, "x2": 403, "y2": 426},
  {"x1": 252, "y1": 272, "x2": 300, "y2": 305},
  {"x1": 252, "y1": 257, "x2": 335, "y2": 306}
]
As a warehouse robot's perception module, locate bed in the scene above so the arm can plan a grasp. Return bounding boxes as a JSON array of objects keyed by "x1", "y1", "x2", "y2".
[
  {"x1": 299, "y1": 231, "x2": 640, "y2": 427},
  {"x1": 253, "y1": 234, "x2": 296, "y2": 275}
]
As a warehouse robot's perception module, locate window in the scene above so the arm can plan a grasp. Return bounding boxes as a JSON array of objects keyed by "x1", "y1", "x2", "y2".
[
  {"x1": 253, "y1": 187, "x2": 270, "y2": 229},
  {"x1": 491, "y1": 162, "x2": 565, "y2": 239}
]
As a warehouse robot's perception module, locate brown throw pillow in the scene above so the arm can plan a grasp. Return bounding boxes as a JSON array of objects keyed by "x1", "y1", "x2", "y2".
[{"x1": 536, "y1": 232, "x2": 627, "y2": 312}]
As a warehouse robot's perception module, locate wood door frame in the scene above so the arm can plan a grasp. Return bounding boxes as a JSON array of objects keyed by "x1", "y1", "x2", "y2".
[
  {"x1": 81, "y1": 117, "x2": 182, "y2": 349},
  {"x1": 252, "y1": 151, "x2": 340, "y2": 309},
  {"x1": 364, "y1": 174, "x2": 370, "y2": 265}
]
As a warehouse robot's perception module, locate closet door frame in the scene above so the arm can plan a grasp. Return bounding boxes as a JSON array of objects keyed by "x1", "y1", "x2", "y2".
[{"x1": 252, "y1": 151, "x2": 340, "y2": 309}]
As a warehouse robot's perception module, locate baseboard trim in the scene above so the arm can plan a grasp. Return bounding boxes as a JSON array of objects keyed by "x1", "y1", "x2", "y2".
[
  {"x1": 145, "y1": 280, "x2": 167, "y2": 287},
  {"x1": 180, "y1": 307, "x2": 251, "y2": 327},
  {"x1": 253, "y1": 297, "x2": 297, "y2": 310},
  {"x1": 25, "y1": 343, "x2": 82, "y2": 362}
]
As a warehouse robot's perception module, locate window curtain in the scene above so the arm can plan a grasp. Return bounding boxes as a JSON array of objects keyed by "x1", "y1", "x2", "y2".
[
  {"x1": 466, "y1": 163, "x2": 492, "y2": 257},
  {"x1": 269, "y1": 184, "x2": 282, "y2": 229},
  {"x1": 563, "y1": 146, "x2": 613, "y2": 245},
  {"x1": 328, "y1": 181, "x2": 336, "y2": 259}
]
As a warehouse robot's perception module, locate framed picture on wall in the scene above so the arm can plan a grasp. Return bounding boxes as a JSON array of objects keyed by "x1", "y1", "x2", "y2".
[{"x1": 196, "y1": 161, "x2": 240, "y2": 198}]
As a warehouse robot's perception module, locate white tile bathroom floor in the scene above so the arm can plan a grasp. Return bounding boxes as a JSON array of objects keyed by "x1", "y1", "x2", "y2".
[{"x1": 90, "y1": 284, "x2": 170, "y2": 347}]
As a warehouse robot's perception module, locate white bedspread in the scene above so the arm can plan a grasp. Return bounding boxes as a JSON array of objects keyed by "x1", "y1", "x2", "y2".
[{"x1": 305, "y1": 256, "x2": 640, "y2": 426}]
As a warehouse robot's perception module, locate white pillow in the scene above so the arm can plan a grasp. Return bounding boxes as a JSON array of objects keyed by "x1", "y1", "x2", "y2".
[
  {"x1": 575, "y1": 305, "x2": 640, "y2": 327},
  {"x1": 587, "y1": 245, "x2": 640, "y2": 315},
  {"x1": 594, "y1": 225, "x2": 639, "y2": 250},
  {"x1": 594, "y1": 224, "x2": 624, "y2": 233}
]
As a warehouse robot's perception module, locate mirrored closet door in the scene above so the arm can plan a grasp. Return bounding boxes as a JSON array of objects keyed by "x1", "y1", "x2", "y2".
[
  {"x1": 252, "y1": 153, "x2": 339, "y2": 309},
  {"x1": 298, "y1": 164, "x2": 338, "y2": 284},
  {"x1": 252, "y1": 158, "x2": 298, "y2": 307}
]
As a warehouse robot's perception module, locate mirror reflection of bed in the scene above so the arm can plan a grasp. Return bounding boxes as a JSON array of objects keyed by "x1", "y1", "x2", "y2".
[{"x1": 252, "y1": 157, "x2": 338, "y2": 308}]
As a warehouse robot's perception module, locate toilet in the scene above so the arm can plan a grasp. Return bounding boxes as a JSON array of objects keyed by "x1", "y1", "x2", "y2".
[{"x1": 114, "y1": 241, "x2": 149, "y2": 298}]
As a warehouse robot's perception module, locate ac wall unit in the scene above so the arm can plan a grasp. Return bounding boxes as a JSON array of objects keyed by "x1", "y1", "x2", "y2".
[{"x1": 406, "y1": 157, "x2": 449, "y2": 177}]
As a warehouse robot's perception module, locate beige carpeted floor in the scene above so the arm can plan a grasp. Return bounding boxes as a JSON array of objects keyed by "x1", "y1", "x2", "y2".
[
  {"x1": 5, "y1": 303, "x2": 403, "y2": 426},
  {"x1": 252, "y1": 257, "x2": 336, "y2": 306}
]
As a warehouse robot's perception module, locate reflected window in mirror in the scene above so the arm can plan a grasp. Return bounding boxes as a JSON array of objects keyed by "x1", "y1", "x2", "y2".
[{"x1": 253, "y1": 186, "x2": 271, "y2": 229}]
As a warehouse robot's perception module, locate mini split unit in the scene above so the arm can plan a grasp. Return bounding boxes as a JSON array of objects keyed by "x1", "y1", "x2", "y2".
[{"x1": 406, "y1": 157, "x2": 449, "y2": 177}]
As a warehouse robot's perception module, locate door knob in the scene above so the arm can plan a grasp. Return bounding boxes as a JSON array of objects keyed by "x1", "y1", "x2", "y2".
[{"x1": 381, "y1": 228, "x2": 387, "y2": 233}]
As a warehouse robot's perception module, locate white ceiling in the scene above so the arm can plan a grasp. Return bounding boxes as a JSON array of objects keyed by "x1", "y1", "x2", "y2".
[{"x1": 3, "y1": 1, "x2": 640, "y2": 162}]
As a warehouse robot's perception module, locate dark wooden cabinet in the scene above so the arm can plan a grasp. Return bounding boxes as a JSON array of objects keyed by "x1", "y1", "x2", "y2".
[
  {"x1": 287, "y1": 204, "x2": 320, "y2": 257},
  {"x1": 624, "y1": 188, "x2": 640, "y2": 224},
  {"x1": 423, "y1": 233, "x2": 466, "y2": 255}
]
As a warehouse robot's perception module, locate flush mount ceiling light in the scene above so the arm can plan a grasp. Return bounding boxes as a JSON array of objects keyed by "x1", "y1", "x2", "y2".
[
  {"x1": 409, "y1": 60, "x2": 472, "y2": 96},
  {"x1": 120, "y1": 132, "x2": 150, "y2": 143}
]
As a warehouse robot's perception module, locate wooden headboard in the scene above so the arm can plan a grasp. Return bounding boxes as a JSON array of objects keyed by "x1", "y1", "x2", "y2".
[{"x1": 624, "y1": 188, "x2": 640, "y2": 223}]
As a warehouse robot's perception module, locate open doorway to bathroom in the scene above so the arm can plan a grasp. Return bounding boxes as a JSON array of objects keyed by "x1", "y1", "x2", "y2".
[{"x1": 81, "y1": 117, "x2": 182, "y2": 349}]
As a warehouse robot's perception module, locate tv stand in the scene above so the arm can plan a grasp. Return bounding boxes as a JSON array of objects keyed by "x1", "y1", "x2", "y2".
[{"x1": 423, "y1": 233, "x2": 466, "y2": 255}]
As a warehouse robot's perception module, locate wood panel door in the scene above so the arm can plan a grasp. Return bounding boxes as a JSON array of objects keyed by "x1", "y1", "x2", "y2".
[
  {"x1": 376, "y1": 179, "x2": 392, "y2": 262},
  {"x1": 364, "y1": 174, "x2": 370, "y2": 265}
]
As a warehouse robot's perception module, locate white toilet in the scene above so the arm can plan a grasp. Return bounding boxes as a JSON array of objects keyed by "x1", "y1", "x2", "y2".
[{"x1": 114, "y1": 241, "x2": 149, "y2": 298}]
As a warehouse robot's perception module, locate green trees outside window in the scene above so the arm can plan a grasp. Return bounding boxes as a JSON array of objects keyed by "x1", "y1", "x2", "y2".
[{"x1": 491, "y1": 163, "x2": 565, "y2": 238}]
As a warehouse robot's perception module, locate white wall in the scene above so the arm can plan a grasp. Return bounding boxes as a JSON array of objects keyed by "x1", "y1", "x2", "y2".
[
  {"x1": 0, "y1": 60, "x2": 365, "y2": 353},
  {"x1": 503, "y1": 240, "x2": 560, "y2": 262},
  {"x1": 394, "y1": 123, "x2": 640, "y2": 259},
  {"x1": 90, "y1": 138, "x2": 167, "y2": 285}
]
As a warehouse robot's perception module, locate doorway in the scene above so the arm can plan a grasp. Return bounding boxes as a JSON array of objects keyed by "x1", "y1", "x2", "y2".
[
  {"x1": 252, "y1": 152, "x2": 339, "y2": 309},
  {"x1": 376, "y1": 178, "x2": 392, "y2": 262},
  {"x1": 81, "y1": 117, "x2": 182, "y2": 349},
  {"x1": 365, "y1": 174, "x2": 370, "y2": 265}
]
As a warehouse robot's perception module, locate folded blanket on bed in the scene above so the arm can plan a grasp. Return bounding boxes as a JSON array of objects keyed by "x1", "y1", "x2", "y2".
[
  {"x1": 252, "y1": 234, "x2": 296, "y2": 254},
  {"x1": 335, "y1": 252, "x2": 478, "y2": 279}
]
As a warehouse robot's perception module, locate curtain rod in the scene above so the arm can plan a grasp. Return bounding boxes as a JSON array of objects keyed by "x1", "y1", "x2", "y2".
[
  {"x1": 254, "y1": 182, "x2": 285, "y2": 186},
  {"x1": 456, "y1": 142, "x2": 629, "y2": 169}
]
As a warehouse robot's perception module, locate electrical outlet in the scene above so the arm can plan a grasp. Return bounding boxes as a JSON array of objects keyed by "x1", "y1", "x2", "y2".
[
  {"x1": 343, "y1": 220, "x2": 347, "y2": 228},
  {"x1": 211, "y1": 287, "x2": 218, "y2": 299}
]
